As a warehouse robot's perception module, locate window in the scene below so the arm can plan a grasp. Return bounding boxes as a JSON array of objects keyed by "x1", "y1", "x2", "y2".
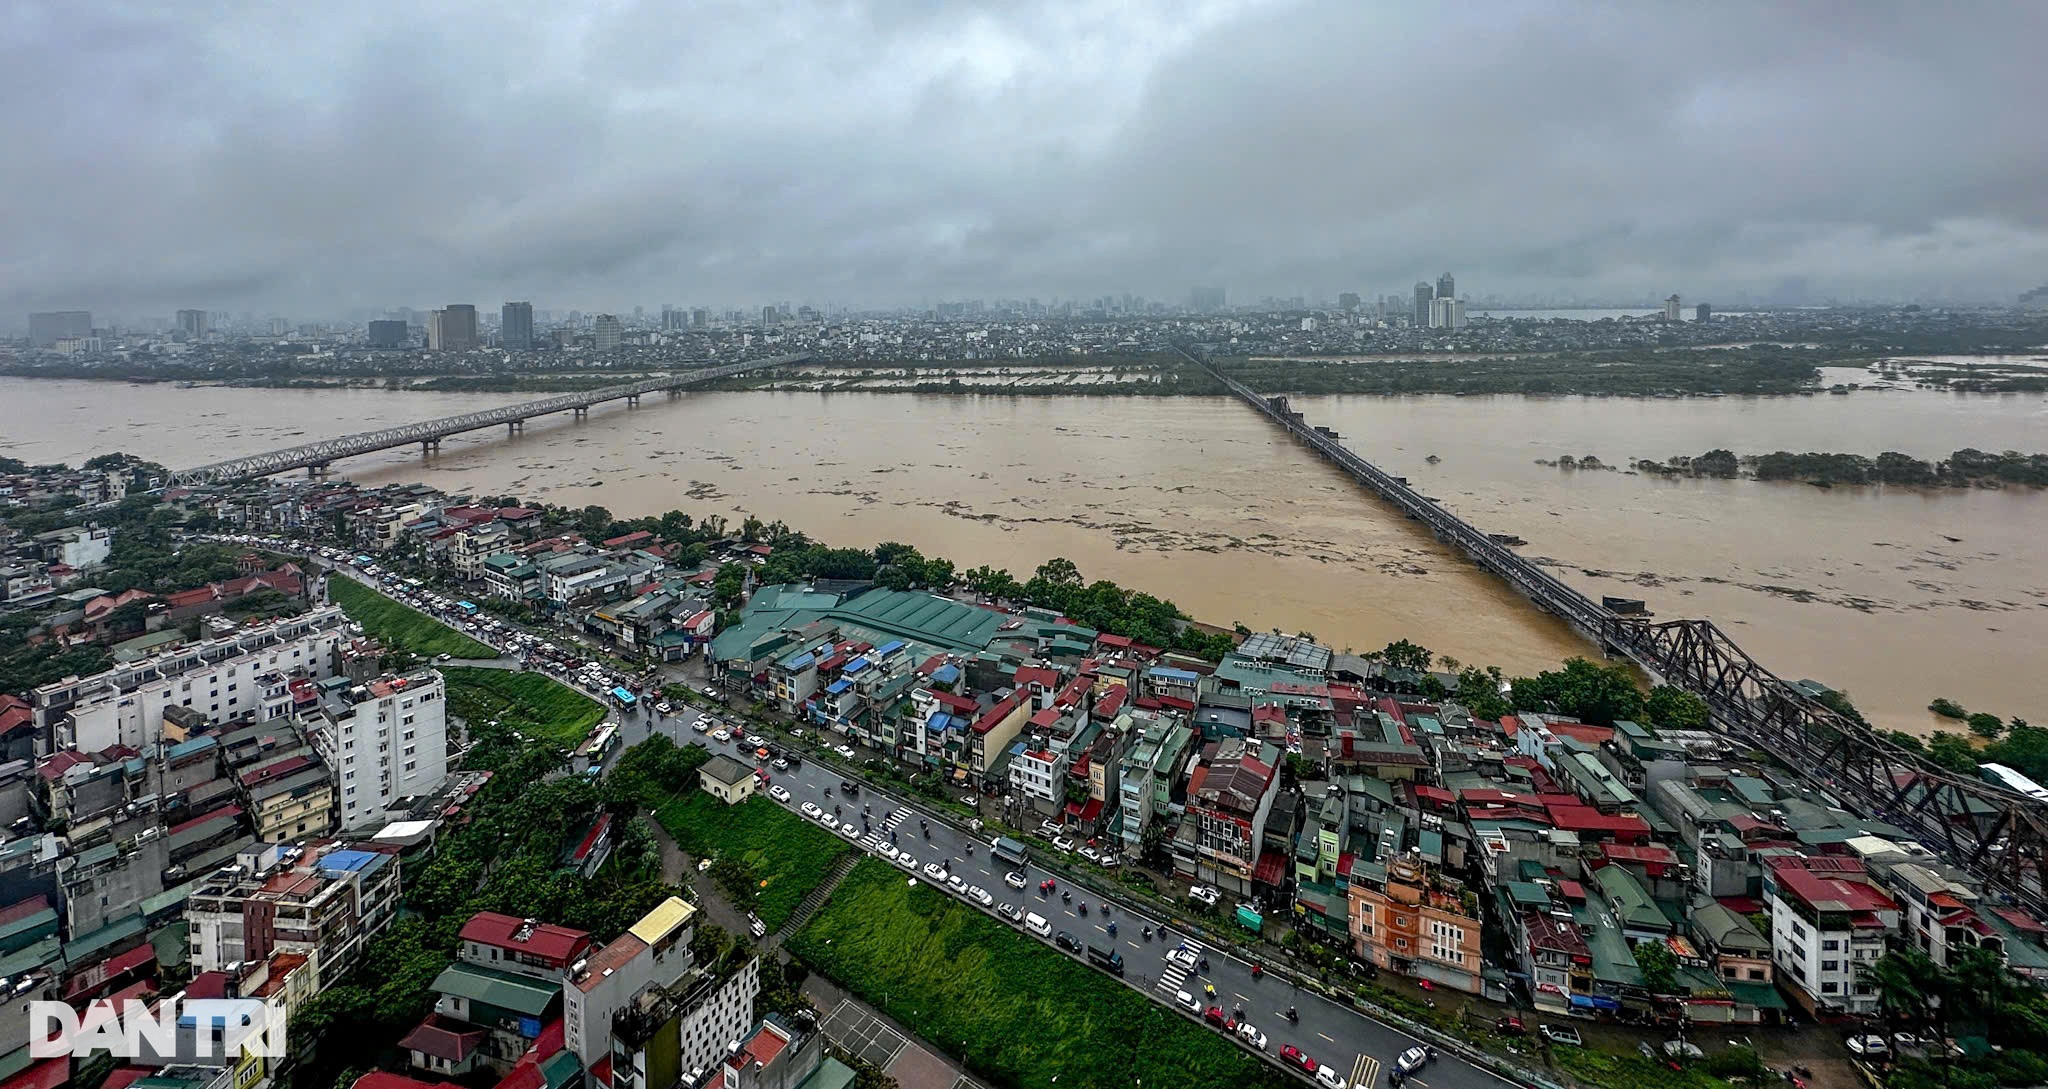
[
  {"x1": 1822, "y1": 959, "x2": 1839, "y2": 972},
  {"x1": 1821, "y1": 982, "x2": 1838, "y2": 994},
  {"x1": 1822, "y1": 939, "x2": 1839, "y2": 951}
]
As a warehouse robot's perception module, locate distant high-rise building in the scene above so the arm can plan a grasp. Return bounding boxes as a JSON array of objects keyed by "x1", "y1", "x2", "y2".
[
  {"x1": 593, "y1": 314, "x2": 623, "y2": 351},
  {"x1": 1436, "y1": 273, "x2": 1456, "y2": 302},
  {"x1": 761, "y1": 305, "x2": 779, "y2": 325},
  {"x1": 268, "y1": 318, "x2": 289, "y2": 336},
  {"x1": 501, "y1": 301, "x2": 534, "y2": 350},
  {"x1": 1338, "y1": 292, "x2": 1361, "y2": 311},
  {"x1": 1413, "y1": 282, "x2": 1434, "y2": 327},
  {"x1": 691, "y1": 308, "x2": 709, "y2": 329},
  {"x1": 1664, "y1": 294, "x2": 1682, "y2": 322},
  {"x1": 1428, "y1": 296, "x2": 1467, "y2": 330},
  {"x1": 429, "y1": 304, "x2": 479, "y2": 351},
  {"x1": 366, "y1": 320, "x2": 408, "y2": 349},
  {"x1": 176, "y1": 309, "x2": 210, "y2": 338},
  {"x1": 1189, "y1": 286, "x2": 1226, "y2": 313},
  {"x1": 1695, "y1": 303, "x2": 1712, "y2": 323},
  {"x1": 28, "y1": 310, "x2": 92, "y2": 346}
]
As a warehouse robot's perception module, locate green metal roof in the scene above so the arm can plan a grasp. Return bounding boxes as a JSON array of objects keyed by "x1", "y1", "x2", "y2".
[
  {"x1": 1727, "y1": 980, "x2": 1790, "y2": 1010},
  {"x1": 432, "y1": 962, "x2": 561, "y2": 1018},
  {"x1": 1593, "y1": 865, "x2": 1669, "y2": 933}
]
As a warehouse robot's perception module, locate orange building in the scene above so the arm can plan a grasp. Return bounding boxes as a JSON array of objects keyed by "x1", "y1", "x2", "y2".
[{"x1": 1348, "y1": 856, "x2": 1483, "y2": 993}]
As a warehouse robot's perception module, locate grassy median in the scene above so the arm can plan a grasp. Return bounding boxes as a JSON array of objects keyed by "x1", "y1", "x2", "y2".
[
  {"x1": 440, "y1": 666, "x2": 606, "y2": 747},
  {"x1": 329, "y1": 575, "x2": 496, "y2": 659},
  {"x1": 654, "y1": 792, "x2": 852, "y2": 929},
  {"x1": 788, "y1": 859, "x2": 1292, "y2": 1089}
]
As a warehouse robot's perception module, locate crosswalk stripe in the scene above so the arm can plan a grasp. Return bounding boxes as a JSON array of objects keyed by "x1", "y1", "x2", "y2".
[{"x1": 1352, "y1": 1054, "x2": 1381, "y2": 1088}]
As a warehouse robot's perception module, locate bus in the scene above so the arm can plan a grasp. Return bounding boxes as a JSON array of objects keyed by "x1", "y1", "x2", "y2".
[
  {"x1": 610, "y1": 686, "x2": 638, "y2": 710},
  {"x1": 573, "y1": 723, "x2": 620, "y2": 776},
  {"x1": 456, "y1": 600, "x2": 480, "y2": 617}
]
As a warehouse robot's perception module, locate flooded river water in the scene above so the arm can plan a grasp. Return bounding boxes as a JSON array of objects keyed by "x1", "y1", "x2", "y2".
[{"x1": 4, "y1": 378, "x2": 2042, "y2": 733}]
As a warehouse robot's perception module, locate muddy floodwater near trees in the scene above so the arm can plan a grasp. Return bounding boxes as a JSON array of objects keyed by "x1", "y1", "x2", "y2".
[{"x1": 4, "y1": 376, "x2": 2043, "y2": 732}]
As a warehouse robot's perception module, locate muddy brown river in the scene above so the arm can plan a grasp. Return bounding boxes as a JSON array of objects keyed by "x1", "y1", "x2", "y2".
[{"x1": 5, "y1": 378, "x2": 2042, "y2": 733}]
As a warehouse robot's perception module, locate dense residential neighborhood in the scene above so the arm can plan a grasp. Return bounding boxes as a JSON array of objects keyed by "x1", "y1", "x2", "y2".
[{"x1": 1, "y1": 458, "x2": 2046, "y2": 1089}]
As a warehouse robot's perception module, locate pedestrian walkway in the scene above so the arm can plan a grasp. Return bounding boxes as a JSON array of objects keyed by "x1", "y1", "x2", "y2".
[
  {"x1": 779, "y1": 851, "x2": 862, "y2": 934},
  {"x1": 1351, "y1": 1052, "x2": 1382, "y2": 1087},
  {"x1": 1154, "y1": 936, "x2": 1210, "y2": 999}
]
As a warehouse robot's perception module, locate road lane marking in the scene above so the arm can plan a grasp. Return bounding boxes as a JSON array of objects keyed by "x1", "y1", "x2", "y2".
[{"x1": 1319, "y1": 1032, "x2": 1337, "y2": 1044}]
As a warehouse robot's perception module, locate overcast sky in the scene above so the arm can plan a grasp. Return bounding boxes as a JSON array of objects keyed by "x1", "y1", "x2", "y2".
[{"x1": 6, "y1": 0, "x2": 2046, "y2": 319}]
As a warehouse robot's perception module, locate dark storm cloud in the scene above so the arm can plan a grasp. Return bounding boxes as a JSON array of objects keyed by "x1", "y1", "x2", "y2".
[{"x1": 5, "y1": 0, "x2": 2045, "y2": 318}]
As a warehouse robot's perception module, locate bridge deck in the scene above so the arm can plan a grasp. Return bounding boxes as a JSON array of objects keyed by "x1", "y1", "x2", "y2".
[
  {"x1": 1178, "y1": 345, "x2": 2046, "y2": 909},
  {"x1": 168, "y1": 352, "x2": 808, "y2": 485}
]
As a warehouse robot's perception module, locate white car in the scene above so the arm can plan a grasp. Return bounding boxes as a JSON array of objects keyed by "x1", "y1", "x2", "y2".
[
  {"x1": 745, "y1": 734, "x2": 767, "y2": 748},
  {"x1": 711, "y1": 728, "x2": 732, "y2": 742},
  {"x1": 692, "y1": 719, "x2": 711, "y2": 733},
  {"x1": 835, "y1": 744, "x2": 855, "y2": 758},
  {"x1": 1235, "y1": 1023, "x2": 1267, "y2": 1051},
  {"x1": 768, "y1": 785, "x2": 791, "y2": 803},
  {"x1": 922, "y1": 863, "x2": 946, "y2": 881},
  {"x1": 1053, "y1": 836, "x2": 1076, "y2": 852},
  {"x1": 1079, "y1": 846, "x2": 1100, "y2": 862},
  {"x1": 967, "y1": 885, "x2": 994, "y2": 906},
  {"x1": 1004, "y1": 871, "x2": 1027, "y2": 889},
  {"x1": 839, "y1": 824, "x2": 861, "y2": 841},
  {"x1": 655, "y1": 701, "x2": 672, "y2": 714},
  {"x1": 879, "y1": 845, "x2": 900, "y2": 861},
  {"x1": 946, "y1": 874, "x2": 967, "y2": 894},
  {"x1": 895, "y1": 854, "x2": 918, "y2": 871},
  {"x1": 1100, "y1": 853, "x2": 1122, "y2": 869},
  {"x1": 1396, "y1": 1047, "x2": 1430, "y2": 1075},
  {"x1": 1315, "y1": 1069, "x2": 1348, "y2": 1089},
  {"x1": 1166, "y1": 947, "x2": 1200, "y2": 971},
  {"x1": 801, "y1": 802, "x2": 822, "y2": 818},
  {"x1": 1188, "y1": 885, "x2": 1221, "y2": 907},
  {"x1": 772, "y1": 758, "x2": 790, "y2": 771},
  {"x1": 820, "y1": 815, "x2": 840, "y2": 831},
  {"x1": 1846, "y1": 1035, "x2": 1890, "y2": 1057},
  {"x1": 1174, "y1": 990, "x2": 1202, "y2": 1015}
]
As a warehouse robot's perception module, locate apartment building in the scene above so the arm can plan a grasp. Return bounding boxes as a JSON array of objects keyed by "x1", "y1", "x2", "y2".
[
  {"x1": 448, "y1": 522, "x2": 516, "y2": 580},
  {"x1": 457, "y1": 911, "x2": 593, "y2": 981},
  {"x1": 1118, "y1": 713, "x2": 1192, "y2": 855},
  {"x1": 1765, "y1": 855, "x2": 1899, "y2": 1018},
  {"x1": 34, "y1": 605, "x2": 350, "y2": 752},
  {"x1": 1349, "y1": 856, "x2": 1483, "y2": 993},
  {"x1": 187, "y1": 841, "x2": 402, "y2": 980},
  {"x1": 302, "y1": 670, "x2": 448, "y2": 832},
  {"x1": 565, "y1": 898, "x2": 697, "y2": 1067},
  {"x1": 1181, "y1": 736, "x2": 1281, "y2": 895}
]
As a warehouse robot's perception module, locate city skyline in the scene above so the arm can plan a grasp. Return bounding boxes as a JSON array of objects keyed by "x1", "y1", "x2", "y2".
[{"x1": 6, "y1": 1, "x2": 2048, "y2": 316}]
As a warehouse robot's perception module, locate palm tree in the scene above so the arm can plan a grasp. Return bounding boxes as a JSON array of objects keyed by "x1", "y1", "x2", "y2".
[
  {"x1": 1949, "y1": 945, "x2": 2015, "y2": 1026},
  {"x1": 1861, "y1": 950, "x2": 1933, "y2": 1033}
]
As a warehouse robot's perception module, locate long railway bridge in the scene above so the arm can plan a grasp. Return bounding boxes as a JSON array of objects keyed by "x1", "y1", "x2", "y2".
[
  {"x1": 1175, "y1": 344, "x2": 2047, "y2": 910},
  {"x1": 167, "y1": 352, "x2": 808, "y2": 486}
]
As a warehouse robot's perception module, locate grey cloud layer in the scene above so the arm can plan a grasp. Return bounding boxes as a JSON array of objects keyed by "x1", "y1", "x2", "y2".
[{"x1": 5, "y1": 0, "x2": 2044, "y2": 315}]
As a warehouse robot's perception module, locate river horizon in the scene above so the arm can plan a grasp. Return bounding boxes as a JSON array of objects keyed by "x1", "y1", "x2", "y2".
[{"x1": 4, "y1": 376, "x2": 2042, "y2": 735}]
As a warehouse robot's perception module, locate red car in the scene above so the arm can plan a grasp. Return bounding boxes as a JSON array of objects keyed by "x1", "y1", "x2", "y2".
[
  {"x1": 1281, "y1": 1045, "x2": 1319, "y2": 1073},
  {"x1": 1203, "y1": 1007, "x2": 1226, "y2": 1026}
]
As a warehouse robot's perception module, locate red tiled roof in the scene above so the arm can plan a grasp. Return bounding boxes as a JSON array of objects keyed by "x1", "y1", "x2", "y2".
[
  {"x1": 0, "y1": 694, "x2": 32, "y2": 738},
  {"x1": 0, "y1": 895, "x2": 52, "y2": 927},
  {"x1": 971, "y1": 692, "x2": 1027, "y2": 734},
  {"x1": 459, "y1": 912, "x2": 592, "y2": 965},
  {"x1": 241, "y1": 755, "x2": 315, "y2": 787},
  {"x1": 184, "y1": 971, "x2": 229, "y2": 1000},
  {"x1": 168, "y1": 805, "x2": 243, "y2": 837},
  {"x1": 1013, "y1": 666, "x2": 1059, "y2": 690},
  {"x1": 1251, "y1": 849, "x2": 1287, "y2": 886},
  {"x1": 401, "y1": 1013, "x2": 486, "y2": 1062},
  {"x1": 352, "y1": 1073, "x2": 447, "y2": 1089}
]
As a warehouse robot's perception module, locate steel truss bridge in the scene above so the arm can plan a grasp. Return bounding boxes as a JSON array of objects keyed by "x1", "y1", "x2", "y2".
[
  {"x1": 1176, "y1": 345, "x2": 2047, "y2": 910},
  {"x1": 167, "y1": 353, "x2": 809, "y2": 486}
]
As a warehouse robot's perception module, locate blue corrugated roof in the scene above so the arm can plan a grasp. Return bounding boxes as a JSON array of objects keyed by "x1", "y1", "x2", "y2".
[
  {"x1": 843, "y1": 657, "x2": 870, "y2": 674},
  {"x1": 318, "y1": 849, "x2": 380, "y2": 874},
  {"x1": 166, "y1": 736, "x2": 217, "y2": 761},
  {"x1": 779, "y1": 651, "x2": 815, "y2": 671},
  {"x1": 826, "y1": 679, "x2": 853, "y2": 695},
  {"x1": 875, "y1": 640, "x2": 906, "y2": 658},
  {"x1": 1149, "y1": 667, "x2": 1199, "y2": 681}
]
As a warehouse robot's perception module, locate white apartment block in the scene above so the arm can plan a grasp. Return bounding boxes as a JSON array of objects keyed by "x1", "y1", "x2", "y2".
[
  {"x1": 35, "y1": 606, "x2": 350, "y2": 752},
  {"x1": 306, "y1": 670, "x2": 449, "y2": 832}
]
